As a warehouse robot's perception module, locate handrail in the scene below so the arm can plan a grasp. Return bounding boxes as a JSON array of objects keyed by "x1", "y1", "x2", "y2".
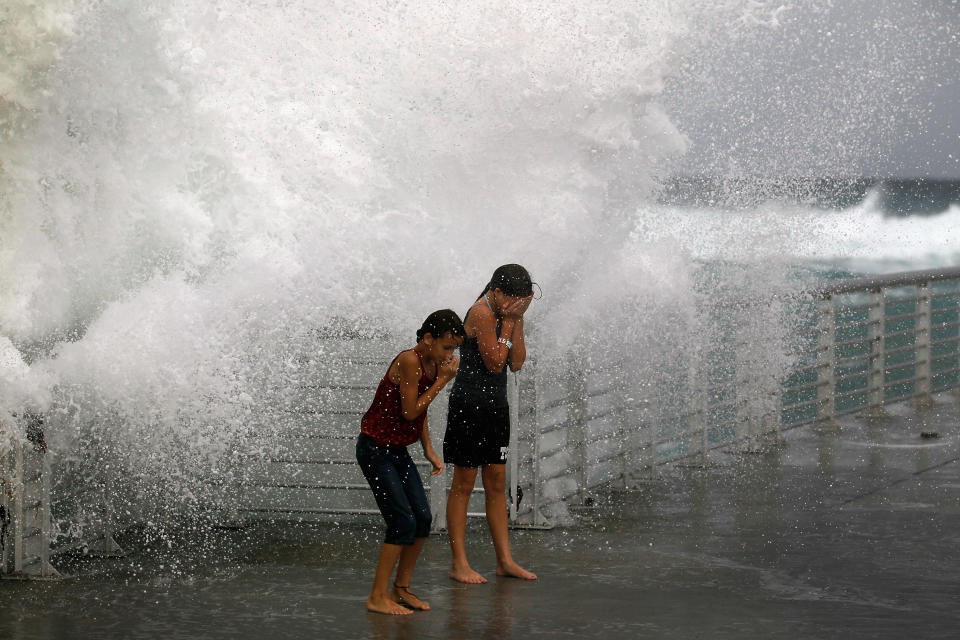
[
  {"x1": 533, "y1": 265, "x2": 960, "y2": 518},
  {"x1": 809, "y1": 267, "x2": 960, "y2": 296}
]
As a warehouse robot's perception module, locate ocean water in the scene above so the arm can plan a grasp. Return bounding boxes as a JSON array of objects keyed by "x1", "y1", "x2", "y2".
[{"x1": 0, "y1": 1, "x2": 957, "y2": 542}]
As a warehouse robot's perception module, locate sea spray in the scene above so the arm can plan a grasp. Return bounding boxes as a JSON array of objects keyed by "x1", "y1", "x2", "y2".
[{"x1": 0, "y1": 0, "x2": 824, "y2": 539}]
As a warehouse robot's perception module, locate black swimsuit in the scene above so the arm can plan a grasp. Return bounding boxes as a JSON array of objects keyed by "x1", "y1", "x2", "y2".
[{"x1": 442, "y1": 305, "x2": 511, "y2": 467}]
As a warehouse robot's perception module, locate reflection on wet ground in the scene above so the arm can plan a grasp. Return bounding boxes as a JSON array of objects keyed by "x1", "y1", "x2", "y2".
[{"x1": 2, "y1": 392, "x2": 959, "y2": 639}]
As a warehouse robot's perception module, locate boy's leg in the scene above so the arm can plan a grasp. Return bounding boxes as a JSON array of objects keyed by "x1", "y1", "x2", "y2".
[
  {"x1": 481, "y1": 464, "x2": 537, "y2": 580},
  {"x1": 447, "y1": 465, "x2": 486, "y2": 583}
]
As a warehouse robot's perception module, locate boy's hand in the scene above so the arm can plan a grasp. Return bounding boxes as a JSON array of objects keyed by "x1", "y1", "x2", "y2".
[
  {"x1": 438, "y1": 356, "x2": 459, "y2": 381},
  {"x1": 427, "y1": 451, "x2": 444, "y2": 475}
]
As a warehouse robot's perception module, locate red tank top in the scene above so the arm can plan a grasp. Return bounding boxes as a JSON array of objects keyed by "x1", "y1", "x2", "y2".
[{"x1": 360, "y1": 349, "x2": 436, "y2": 447}]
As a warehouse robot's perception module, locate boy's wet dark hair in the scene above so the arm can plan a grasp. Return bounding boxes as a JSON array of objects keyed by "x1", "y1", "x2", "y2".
[
  {"x1": 477, "y1": 264, "x2": 533, "y2": 300},
  {"x1": 416, "y1": 309, "x2": 466, "y2": 342}
]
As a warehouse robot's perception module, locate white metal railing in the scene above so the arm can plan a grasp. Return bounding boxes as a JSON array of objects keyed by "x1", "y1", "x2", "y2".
[
  {"x1": 515, "y1": 266, "x2": 960, "y2": 522},
  {"x1": 781, "y1": 266, "x2": 960, "y2": 428}
]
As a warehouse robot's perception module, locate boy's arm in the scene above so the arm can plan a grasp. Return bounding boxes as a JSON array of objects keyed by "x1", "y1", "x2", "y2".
[{"x1": 420, "y1": 414, "x2": 443, "y2": 475}]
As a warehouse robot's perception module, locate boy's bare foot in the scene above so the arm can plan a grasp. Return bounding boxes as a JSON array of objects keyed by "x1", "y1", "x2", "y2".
[
  {"x1": 392, "y1": 585, "x2": 430, "y2": 611},
  {"x1": 367, "y1": 595, "x2": 413, "y2": 615},
  {"x1": 449, "y1": 565, "x2": 488, "y2": 584},
  {"x1": 496, "y1": 560, "x2": 537, "y2": 580}
]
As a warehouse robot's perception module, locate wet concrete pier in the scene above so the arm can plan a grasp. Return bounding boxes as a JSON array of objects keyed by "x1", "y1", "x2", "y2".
[{"x1": 2, "y1": 392, "x2": 959, "y2": 639}]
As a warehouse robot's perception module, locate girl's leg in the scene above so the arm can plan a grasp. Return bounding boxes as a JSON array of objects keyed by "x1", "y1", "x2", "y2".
[
  {"x1": 368, "y1": 543, "x2": 411, "y2": 615},
  {"x1": 481, "y1": 464, "x2": 537, "y2": 580},
  {"x1": 392, "y1": 452, "x2": 433, "y2": 610},
  {"x1": 356, "y1": 437, "x2": 419, "y2": 613},
  {"x1": 393, "y1": 537, "x2": 429, "y2": 610},
  {"x1": 447, "y1": 465, "x2": 486, "y2": 583}
]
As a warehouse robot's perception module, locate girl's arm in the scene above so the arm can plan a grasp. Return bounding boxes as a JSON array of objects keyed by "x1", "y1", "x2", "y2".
[
  {"x1": 508, "y1": 316, "x2": 526, "y2": 371},
  {"x1": 420, "y1": 414, "x2": 443, "y2": 475},
  {"x1": 394, "y1": 351, "x2": 458, "y2": 420},
  {"x1": 474, "y1": 304, "x2": 516, "y2": 373}
]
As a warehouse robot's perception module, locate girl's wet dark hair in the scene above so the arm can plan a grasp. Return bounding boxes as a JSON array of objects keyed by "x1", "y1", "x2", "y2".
[
  {"x1": 416, "y1": 309, "x2": 466, "y2": 342},
  {"x1": 477, "y1": 264, "x2": 533, "y2": 300}
]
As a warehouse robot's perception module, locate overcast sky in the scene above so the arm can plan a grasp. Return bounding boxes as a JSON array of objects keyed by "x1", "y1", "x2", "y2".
[{"x1": 663, "y1": 0, "x2": 959, "y2": 178}]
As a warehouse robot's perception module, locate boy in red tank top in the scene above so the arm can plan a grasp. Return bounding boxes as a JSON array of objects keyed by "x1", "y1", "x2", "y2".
[{"x1": 357, "y1": 309, "x2": 464, "y2": 615}]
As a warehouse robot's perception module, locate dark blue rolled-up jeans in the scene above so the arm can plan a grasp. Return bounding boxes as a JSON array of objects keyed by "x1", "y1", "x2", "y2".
[{"x1": 356, "y1": 433, "x2": 432, "y2": 545}]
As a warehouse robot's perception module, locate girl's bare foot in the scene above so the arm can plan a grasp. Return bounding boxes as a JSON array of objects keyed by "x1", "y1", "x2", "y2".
[
  {"x1": 392, "y1": 585, "x2": 430, "y2": 611},
  {"x1": 449, "y1": 565, "x2": 488, "y2": 584},
  {"x1": 367, "y1": 595, "x2": 413, "y2": 615},
  {"x1": 496, "y1": 560, "x2": 537, "y2": 580}
]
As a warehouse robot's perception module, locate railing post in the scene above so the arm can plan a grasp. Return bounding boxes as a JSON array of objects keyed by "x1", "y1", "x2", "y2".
[
  {"x1": 913, "y1": 282, "x2": 934, "y2": 409},
  {"x1": 815, "y1": 296, "x2": 840, "y2": 430},
  {"x1": 734, "y1": 353, "x2": 765, "y2": 454},
  {"x1": 1, "y1": 417, "x2": 61, "y2": 580},
  {"x1": 523, "y1": 362, "x2": 545, "y2": 526},
  {"x1": 863, "y1": 288, "x2": 889, "y2": 418},
  {"x1": 566, "y1": 352, "x2": 589, "y2": 505},
  {"x1": 693, "y1": 364, "x2": 711, "y2": 464},
  {"x1": 612, "y1": 359, "x2": 629, "y2": 489},
  {"x1": 430, "y1": 393, "x2": 449, "y2": 533},
  {"x1": 510, "y1": 359, "x2": 551, "y2": 528},
  {"x1": 507, "y1": 375, "x2": 520, "y2": 522}
]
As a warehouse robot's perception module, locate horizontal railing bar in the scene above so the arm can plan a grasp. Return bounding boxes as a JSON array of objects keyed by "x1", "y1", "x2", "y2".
[
  {"x1": 268, "y1": 434, "x2": 357, "y2": 441},
  {"x1": 834, "y1": 336, "x2": 872, "y2": 349},
  {"x1": 252, "y1": 483, "x2": 384, "y2": 491},
  {"x1": 260, "y1": 458, "x2": 430, "y2": 467},
  {"x1": 884, "y1": 360, "x2": 923, "y2": 375},
  {"x1": 834, "y1": 370, "x2": 869, "y2": 384},
  {"x1": 883, "y1": 344, "x2": 920, "y2": 358},
  {"x1": 834, "y1": 388, "x2": 868, "y2": 401},
  {"x1": 539, "y1": 419, "x2": 571, "y2": 436},
  {"x1": 884, "y1": 311, "x2": 923, "y2": 323},
  {"x1": 931, "y1": 353, "x2": 960, "y2": 365},
  {"x1": 835, "y1": 318, "x2": 874, "y2": 331},
  {"x1": 932, "y1": 365, "x2": 960, "y2": 377},
  {"x1": 883, "y1": 327, "x2": 922, "y2": 341},
  {"x1": 931, "y1": 335, "x2": 960, "y2": 347},
  {"x1": 835, "y1": 301, "x2": 874, "y2": 312},
  {"x1": 586, "y1": 407, "x2": 617, "y2": 423},
  {"x1": 298, "y1": 384, "x2": 371, "y2": 391},
  {"x1": 834, "y1": 353, "x2": 871, "y2": 367},
  {"x1": 883, "y1": 374, "x2": 925, "y2": 388},
  {"x1": 781, "y1": 398, "x2": 820, "y2": 412},
  {"x1": 241, "y1": 507, "x2": 380, "y2": 515},
  {"x1": 284, "y1": 410, "x2": 365, "y2": 417},
  {"x1": 930, "y1": 291, "x2": 960, "y2": 301},
  {"x1": 934, "y1": 320, "x2": 960, "y2": 331},
  {"x1": 811, "y1": 267, "x2": 960, "y2": 296},
  {"x1": 587, "y1": 387, "x2": 616, "y2": 400}
]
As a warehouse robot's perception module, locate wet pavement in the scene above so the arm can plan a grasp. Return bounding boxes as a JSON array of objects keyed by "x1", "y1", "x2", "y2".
[{"x1": 2, "y1": 392, "x2": 959, "y2": 639}]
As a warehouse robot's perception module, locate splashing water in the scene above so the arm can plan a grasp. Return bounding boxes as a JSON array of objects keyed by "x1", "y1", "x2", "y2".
[{"x1": 2, "y1": 0, "x2": 941, "y2": 538}]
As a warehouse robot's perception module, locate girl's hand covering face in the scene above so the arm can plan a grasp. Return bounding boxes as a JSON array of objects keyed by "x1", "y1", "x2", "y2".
[
  {"x1": 502, "y1": 295, "x2": 533, "y2": 318},
  {"x1": 438, "y1": 356, "x2": 459, "y2": 380}
]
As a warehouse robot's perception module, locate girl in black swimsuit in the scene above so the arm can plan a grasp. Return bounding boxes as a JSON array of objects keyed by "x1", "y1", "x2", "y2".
[{"x1": 443, "y1": 264, "x2": 538, "y2": 583}]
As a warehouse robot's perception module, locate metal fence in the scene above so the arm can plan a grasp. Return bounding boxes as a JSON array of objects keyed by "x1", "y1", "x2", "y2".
[
  {"x1": 510, "y1": 266, "x2": 960, "y2": 523},
  {"x1": 782, "y1": 267, "x2": 960, "y2": 428}
]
